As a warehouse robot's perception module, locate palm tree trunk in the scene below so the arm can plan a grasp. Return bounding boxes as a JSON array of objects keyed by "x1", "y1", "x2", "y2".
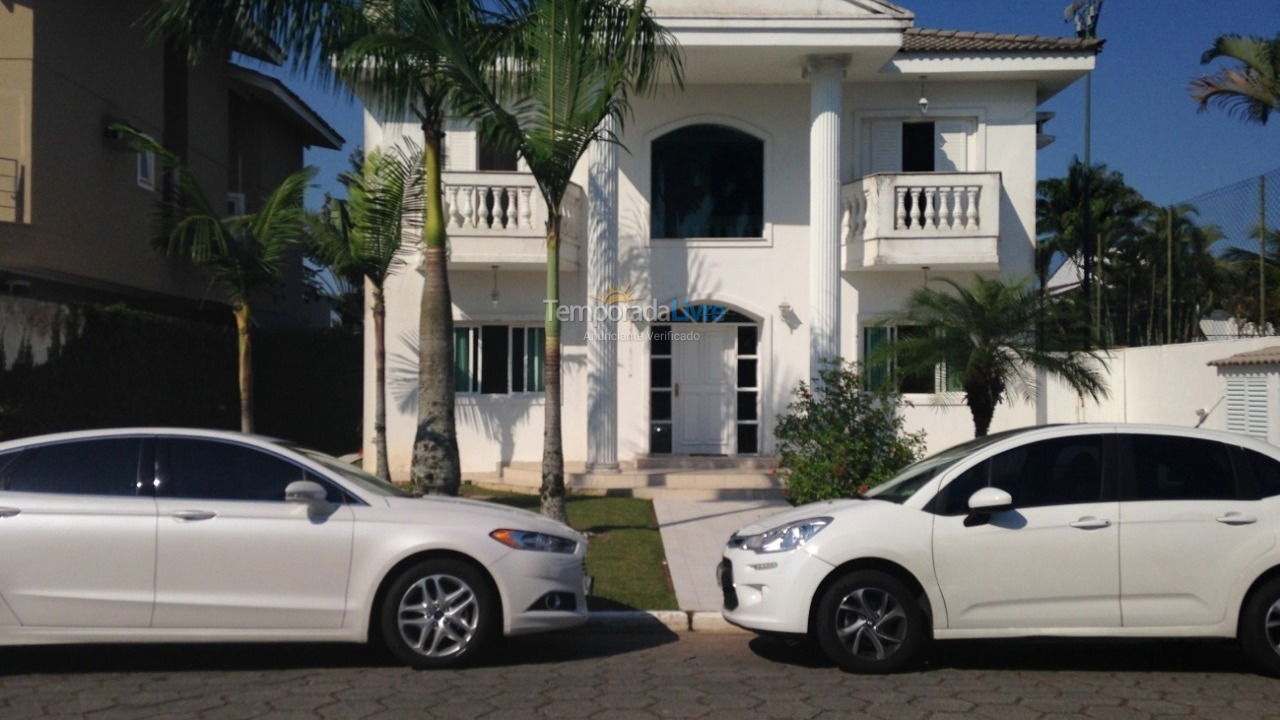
[
  {"x1": 541, "y1": 211, "x2": 567, "y2": 522},
  {"x1": 373, "y1": 287, "x2": 391, "y2": 483},
  {"x1": 966, "y1": 381, "x2": 998, "y2": 438},
  {"x1": 410, "y1": 124, "x2": 461, "y2": 496},
  {"x1": 233, "y1": 302, "x2": 253, "y2": 433}
]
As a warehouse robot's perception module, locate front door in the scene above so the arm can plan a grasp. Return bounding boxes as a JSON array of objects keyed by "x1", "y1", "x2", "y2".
[
  {"x1": 152, "y1": 438, "x2": 354, "y2": 629},
  {"x1": 673, "y1": 326, "x2": 735, "y2": 454}
]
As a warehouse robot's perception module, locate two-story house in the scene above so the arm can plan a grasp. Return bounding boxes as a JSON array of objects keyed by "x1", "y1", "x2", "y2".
[
  {"x1": 0, "y1": 0, "x2": 342, "y2": 328},
  {"x1": 360, "y1": 0, "x2": 1100, "y2": 483}
]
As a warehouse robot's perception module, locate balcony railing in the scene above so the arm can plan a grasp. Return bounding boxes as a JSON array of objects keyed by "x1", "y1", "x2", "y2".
[
  {"x1": 442, "y1": 171, "x2": 582, "y2": 269},
  {"x1": 842, "y1": 172, "x2": 1001, "y2": 271}
]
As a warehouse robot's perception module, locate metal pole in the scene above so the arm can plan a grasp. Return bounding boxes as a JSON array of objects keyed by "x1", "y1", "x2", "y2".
[
  {"x1": 1261, "y1": 174, "x2": 1267, "y2": 334},
  {"x1": 1166, "y1": 206, "x2": 1173, "y2": 343}
]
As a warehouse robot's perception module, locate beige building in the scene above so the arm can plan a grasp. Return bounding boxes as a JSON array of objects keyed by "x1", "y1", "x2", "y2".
[{"x1": 0, "y1": 0, "x2": 342, "y2": 325}]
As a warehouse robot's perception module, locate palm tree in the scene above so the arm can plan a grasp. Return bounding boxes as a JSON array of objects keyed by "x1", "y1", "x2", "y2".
[
  {"x1": 312, "y1": 142, "x2": 424, "y2": 482},
  {"x1": 145, "y1": 0, "x2": 497, "y2": 495},
  {"x1": 115, "y1": 126, "x2": 313, "y2": 433},
  {"x1": 438, "y1": 0, "x2": 682, "y2": 520},
  {"x1": 874, "y1": 276, "x2": 1108, "y2": 437},
  {"x1": 1192, "y1": 33, "x2": 1280, "y2": 125}
]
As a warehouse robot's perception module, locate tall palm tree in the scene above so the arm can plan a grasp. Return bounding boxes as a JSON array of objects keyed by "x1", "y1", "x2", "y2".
[
  {"x1": 145, "y1": 0, "x2": 498, "y2": 496},
  {"x1": 313, "y1": 142, "x2": 424, "y2": 482},
  {"x1": 438, "y1": 0, "x2": 682, "y2": 520},
  {"x1": 1192, "y1": 33, "x2": 1280, "y2": 125},
  {"x1": 874, "y1": 276, "x2": 1108, "y2": 437},
  {"x1": 115, "y1": 126, "x2": 314, "y2": 433}
]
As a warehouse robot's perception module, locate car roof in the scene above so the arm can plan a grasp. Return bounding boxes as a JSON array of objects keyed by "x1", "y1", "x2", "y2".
[
  {"x1": 931, "y1": 422, "x2": 1280, "y2": 459},
  {"x1": 0, "y1": 427, "x2": 290, "y2": 454}
]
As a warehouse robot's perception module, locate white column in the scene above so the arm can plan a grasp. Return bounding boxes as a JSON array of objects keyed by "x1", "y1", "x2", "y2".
[
  {"x1": 586, "y1": 117, "x2": 619, "y2": 471},
  {"x1": 807, "y1": 55, "x2": 848, "y2": 380}
]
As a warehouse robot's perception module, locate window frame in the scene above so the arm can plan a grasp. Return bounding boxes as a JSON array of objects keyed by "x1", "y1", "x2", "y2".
[
  {"x1": 454, "y1": 323, "x2": 546, "y2": 397},
  {"x1": 137, "y1": 149, "x2": 156, "y2": 191},
  {"x1": 1116, "y1": 432, "x2": 1246, "y2": 503},
  {"x1": 155, "y1": 437, "x2": 356, "y2": 505},
  {"x1": 863, "y1": 324, "x2": 963, "y2": 396}
]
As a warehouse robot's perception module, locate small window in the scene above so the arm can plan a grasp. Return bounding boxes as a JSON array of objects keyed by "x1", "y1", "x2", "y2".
[
  {"x1": 930, "y1": 435, "x2": 1105, "y2": 514},
  {"x1": 5, "y1": 439, "x2": 142, "y2": 496},
  {"x1": 863, "y1": 325, "x2": 957, "y2": 394},
  {"x1": 226, "y1": 192, "x2": 247, "y2": 216},
  {"x1": 164, "y1": 439, "x2": 342, "y2": 503},
  {"x1": 137, "y1": 150, "x2": 156, "y2": 191},
  {"x1": 454, "y1": 325, "x2": 545, "y2": 395},
  {"x1": 1246, "y1": 449, "x2": 1280, "y2": 498},
  {"x1": 1125, "y1": 434, "x2": 1236, "y2": 501},
  {"x1": 651, "y1": 124, "x2": 764, "y2": 239},
  {"x1": 650, "y1": 325, "x2": 673, "y2": 454}
]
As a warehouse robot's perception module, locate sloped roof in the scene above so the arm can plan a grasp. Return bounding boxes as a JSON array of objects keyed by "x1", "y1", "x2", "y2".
[
  {"x1": 901, "y1": 27, "x2": 1104, "y2": 55},
  {"x1": 647, "y1": 0, "x2": 912, "y2": 19},
  {"x1": 1208, "y1": 346, "x2": 1280, "y2": 367},
  {"x1": 228, "y1": 65, "x2": 344, "y2": 150}
]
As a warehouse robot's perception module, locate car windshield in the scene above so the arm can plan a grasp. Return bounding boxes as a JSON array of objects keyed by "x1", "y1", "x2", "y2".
[
  {"x1": 864, "y1": 428, "x2": 1043, "y2": 504},
  {"x1": 280, "y1": 444, "x2": 414, "y2": 498}
]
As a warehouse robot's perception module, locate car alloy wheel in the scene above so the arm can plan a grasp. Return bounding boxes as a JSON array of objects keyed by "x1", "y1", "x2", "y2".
[
  {"x1": 380, "y1": 558, "x2": 497, "y2": 669},
  {"x1": 815, "y1": 570, "x2": 926, "y2": 673},
  {"x1": 397, "y1": 573, "x2": 480, "y2": 659}
]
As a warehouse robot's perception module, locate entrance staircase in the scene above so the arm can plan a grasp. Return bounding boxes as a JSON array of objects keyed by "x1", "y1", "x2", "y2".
[{"x1": 468, "y1": 456, "x2": 784, "y2": 500}]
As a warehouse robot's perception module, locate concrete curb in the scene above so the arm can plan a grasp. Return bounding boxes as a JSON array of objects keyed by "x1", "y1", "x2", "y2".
[{"x1": 584, "y1": 611, "x2": 750, "y2": 634}]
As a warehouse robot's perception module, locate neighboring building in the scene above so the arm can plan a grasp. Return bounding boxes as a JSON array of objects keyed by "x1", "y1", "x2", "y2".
[
  {"x1": 0, "y1": 0, "x2": 342, "y2": 326},
  {"x1": 358, "y1": 0, "x2": 1102, "y2": 477}
]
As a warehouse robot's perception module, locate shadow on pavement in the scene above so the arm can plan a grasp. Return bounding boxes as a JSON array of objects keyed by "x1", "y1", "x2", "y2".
[
  {"x1": 748, "y1": 635, "x2": 1258, "y2": 675},
  {"x1": 0, "y1": 627, "x2": 679, "y2": 676}
]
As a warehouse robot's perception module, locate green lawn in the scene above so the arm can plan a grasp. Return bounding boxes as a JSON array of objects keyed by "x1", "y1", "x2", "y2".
[{"x1": 461, "y1": 484, "x2": 678, "y2": 610}]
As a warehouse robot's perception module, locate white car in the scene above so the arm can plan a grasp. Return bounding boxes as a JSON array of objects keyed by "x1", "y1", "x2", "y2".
[
  {"x1": 721, "y1": 423, "x2": 1280, "y2": 674},
  {"x1": 0, "y1": 428, "x2": 588, "y2": 668}
]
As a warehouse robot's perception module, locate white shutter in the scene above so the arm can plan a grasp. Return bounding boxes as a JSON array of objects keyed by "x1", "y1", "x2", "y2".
[
  {"x1": 443, "y1": 117, "x2": 476, "y2": 171},
  {"x1": 935, "y1": 120, "x2": 971, "y2": 172},
  {"x1": 1226, "y1": 375, "x2": 1269, "y2": 440},
  {"x1": 867, "y1": 120, "x2": 902, "y2": 174}
]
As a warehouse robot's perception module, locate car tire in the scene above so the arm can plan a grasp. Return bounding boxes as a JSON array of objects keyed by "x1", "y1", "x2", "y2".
[
  {"x1": 813, "y1": 570, "x2": 928, "y2": 674},
  {"x1": 1240, "y1": 576, "x2": 1280, "y2": 676},
  {"x1": 379, "y1": 558, "x2": 499, "y2": 669}
]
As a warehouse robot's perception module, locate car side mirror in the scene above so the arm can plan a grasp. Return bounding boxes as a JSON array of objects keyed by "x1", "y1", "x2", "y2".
[
  {"x1": 968, "y1": 487, "x2": 1013, "y2": 513},
  {"x1": 285, "y1": 480, "x2": 331, "y2": 511}
]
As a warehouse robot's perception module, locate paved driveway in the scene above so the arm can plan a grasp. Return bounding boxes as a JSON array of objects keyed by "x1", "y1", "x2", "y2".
[{"x1": 1, "y1": 631, "x2": 1276, "y2": 719}]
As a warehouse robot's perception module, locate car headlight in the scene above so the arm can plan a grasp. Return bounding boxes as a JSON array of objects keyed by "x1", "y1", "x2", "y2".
[
  {"x1": 734, "y1": 517, "x2": 832, "y2": 554},
  {"x1": 490, "y1": 529, "x2": 578, "y2": 554}
]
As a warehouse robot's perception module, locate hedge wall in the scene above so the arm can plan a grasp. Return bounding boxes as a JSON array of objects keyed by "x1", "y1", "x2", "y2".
[{"x1": 0, "y1": 304, "x2": 361, "y2": 455}]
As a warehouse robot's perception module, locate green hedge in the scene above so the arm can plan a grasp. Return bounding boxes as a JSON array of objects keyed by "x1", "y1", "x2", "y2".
[{"x1": 0, "y1": 305, "x2": 361, "y2": 454}]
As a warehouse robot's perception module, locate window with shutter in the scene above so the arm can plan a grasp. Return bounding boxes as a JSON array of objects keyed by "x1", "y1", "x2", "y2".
[
  {"x1": 935, "y1": 120, "x2": 972, "y2": 172},
  {"x1": 1225, "y1": 374, "x2": 1269, "y2": 440},
  {"x1": 867, "y1": 120, "x2": 902, "y2": 175}
]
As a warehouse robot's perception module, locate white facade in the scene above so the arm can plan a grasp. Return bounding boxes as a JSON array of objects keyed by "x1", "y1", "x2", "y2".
[{"x1": 359, "y1": 1, "x2": 1100, "y2": 477}]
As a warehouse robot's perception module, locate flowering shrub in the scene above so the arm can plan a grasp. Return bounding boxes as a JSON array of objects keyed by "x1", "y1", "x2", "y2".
[{"x1": 774, "y1": 360, "x2": 925, "y2": 505}]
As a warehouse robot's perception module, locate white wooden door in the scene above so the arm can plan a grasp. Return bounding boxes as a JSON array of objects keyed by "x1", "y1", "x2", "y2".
[{"x1": 673, "y1": 327, "x2": 735, "y2": 454}]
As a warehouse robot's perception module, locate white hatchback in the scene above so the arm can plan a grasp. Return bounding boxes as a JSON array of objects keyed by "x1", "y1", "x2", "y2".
[
  {"x1": 0, "y1": 428, "x2": 588, "y2": 668},
  {"x1": 721, "y1": 424, "x2": 1280, "y2": 674}
]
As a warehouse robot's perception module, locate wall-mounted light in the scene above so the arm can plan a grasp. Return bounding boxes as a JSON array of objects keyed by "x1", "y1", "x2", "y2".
[
  {"x1": 778, "y1": 301, "x2": 792, "y2": 316},
  {"x1": 489, "y1": 265, "x2": 500, "y2": 308},
  {"x1": 917, "y1": 76, "x2": 928, "y2": 115}
]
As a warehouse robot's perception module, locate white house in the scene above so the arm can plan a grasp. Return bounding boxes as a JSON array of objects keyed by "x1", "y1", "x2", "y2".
[{"x1": 358, "y1": 0, "x2": 1104, "y2": 482}]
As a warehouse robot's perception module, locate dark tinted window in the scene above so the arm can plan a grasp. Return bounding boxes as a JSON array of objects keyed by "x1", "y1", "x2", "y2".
[
  {"x1": 651, "y1": 124, "x2": 763, "y2": 239},
  {"x1": 1247, "y1": 449, "x2": 1280, "y2": 498},
  {"x1": 5, "y1": 439, "x2": 141, "y2": 496},
  {"x1": 931, "y1": 435, "x2": 1104, "y2": 514},
  {"x1": 1127, "y1": 434, "x2": 1235, "y2": 501},
  {"x1": 165, "y1": 439, "x2": 341, "y2": 503}
]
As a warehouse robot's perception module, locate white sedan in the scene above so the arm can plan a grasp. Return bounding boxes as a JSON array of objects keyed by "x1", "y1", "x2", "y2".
[
  {"x1": 0, "y1": 428, "x2": 588, "y2": 668},
  {"x1": 721, "y1": 424, "x2": 1280, "y2": 674}
]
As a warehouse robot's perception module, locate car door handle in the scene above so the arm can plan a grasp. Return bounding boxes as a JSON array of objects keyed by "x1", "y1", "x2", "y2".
[
  {"x1": 170, "y1": 510, "x2": 217, "y2": 521},
  {"x1": 1216, "y1": 512, "x2": 1258, "y2": 526},
  {"x1": 0, "y1": 507, "x2": 20, "y2": 518},
  {"x1": 1069, "y1": 517, "x2": 1111, "y2": 530}
]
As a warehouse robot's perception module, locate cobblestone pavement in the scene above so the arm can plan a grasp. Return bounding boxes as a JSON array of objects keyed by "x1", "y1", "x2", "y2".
[{"x1": 1, "y1": 631, "x2": 1278, "y2": 719}]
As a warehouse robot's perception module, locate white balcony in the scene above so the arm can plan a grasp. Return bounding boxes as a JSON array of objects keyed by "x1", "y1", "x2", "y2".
[
  {"x1": 841, "y1": 172, "x2": 1001, "y2": 272},
  {"x1": 443, "y1": 171, "x2": 583, "y2": 270}
]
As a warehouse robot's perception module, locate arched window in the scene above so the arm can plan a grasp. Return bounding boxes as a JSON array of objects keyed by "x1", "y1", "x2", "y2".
[{"x1": 651, "y1": 124, "x2": 764, "y2": 239}]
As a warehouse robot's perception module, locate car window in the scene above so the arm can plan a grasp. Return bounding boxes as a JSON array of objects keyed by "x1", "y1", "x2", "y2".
[
  {"x1": 4, "y1": 439, "x2": 142, "y2": 496},
  {"x1": 929, "y1": 435, "x2": 1105, "y2": 515},
  {"x1": 164, "y1": 439, "x2": 344, "y2": 503},
  {"x1": 1246, "y1": 448, "x2": 1280, "y2": 498},
  {"x1": 1126, "y1": 434, "x2": 1235, "y2": 501}
]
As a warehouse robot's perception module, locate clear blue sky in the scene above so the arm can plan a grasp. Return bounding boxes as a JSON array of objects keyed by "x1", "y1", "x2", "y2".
[{"x1": 244, "y1": 0, "x2": 1280, "y2": 209}]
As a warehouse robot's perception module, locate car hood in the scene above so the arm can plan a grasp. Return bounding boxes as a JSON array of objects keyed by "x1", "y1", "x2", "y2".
[
  {"x1": 733, "y1": 498, "x2": 880, "y2": 536},
  {"x1": 382, "y1": 495, "x2": 582, "y2": 539}
]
